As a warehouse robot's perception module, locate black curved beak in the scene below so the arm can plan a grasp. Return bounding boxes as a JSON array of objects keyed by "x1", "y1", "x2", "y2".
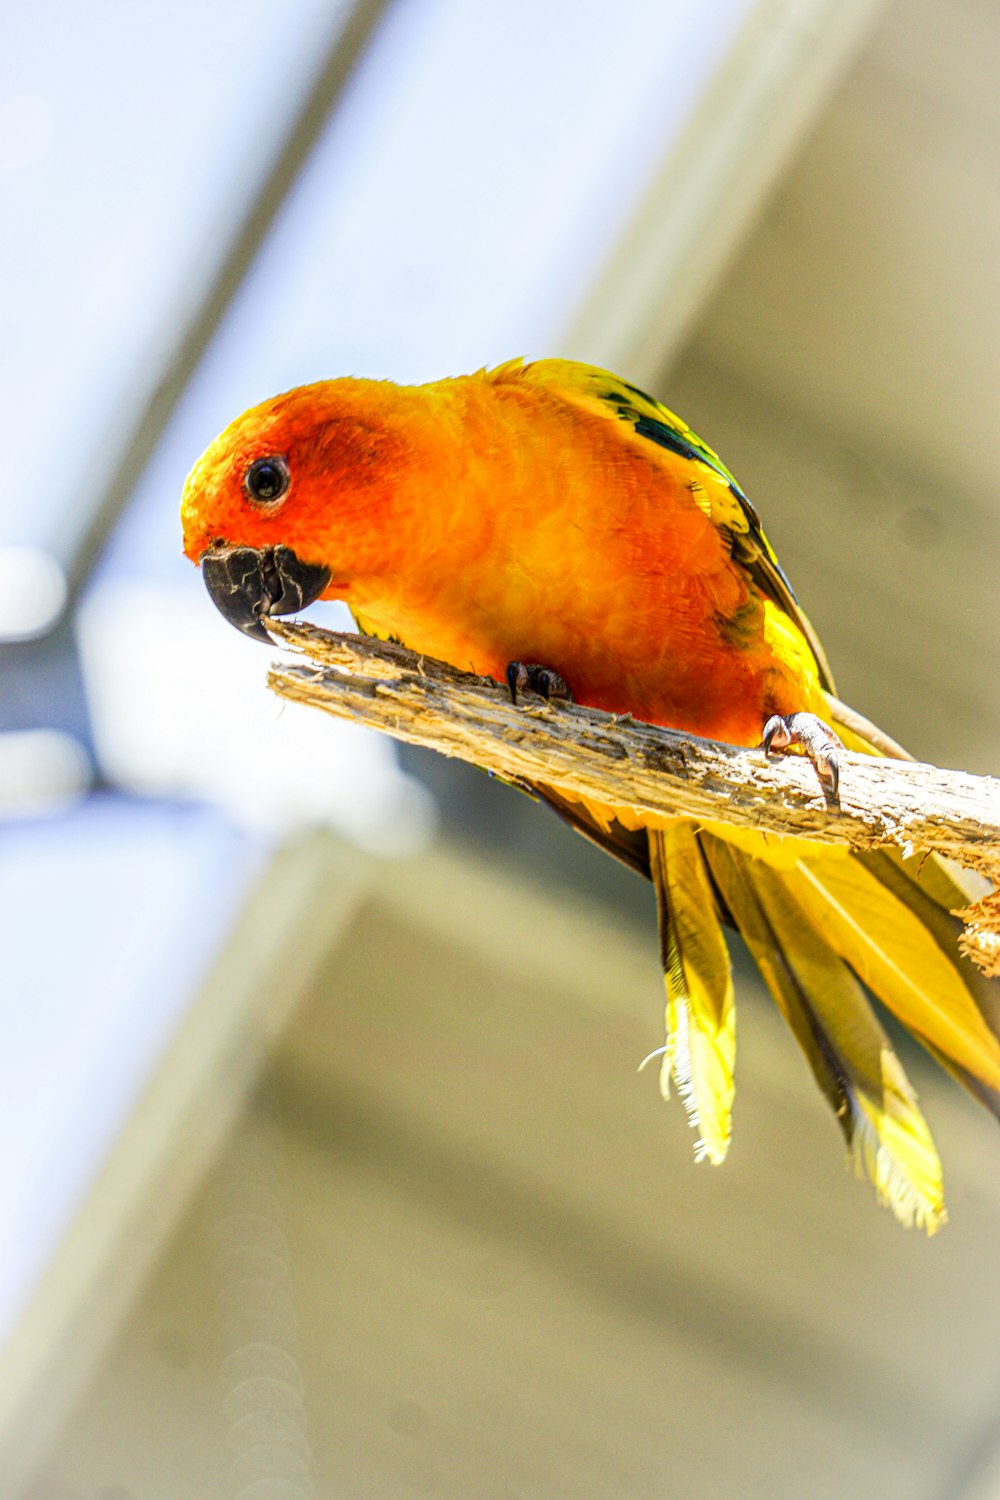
[{"x1": 200, "y1": 545, "x2": 332, "y2": 642}]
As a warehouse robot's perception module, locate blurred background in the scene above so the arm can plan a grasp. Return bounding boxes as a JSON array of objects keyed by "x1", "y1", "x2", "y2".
[{"x1": 4, "y1": 0, "x2": 1000, "y2": 1496}]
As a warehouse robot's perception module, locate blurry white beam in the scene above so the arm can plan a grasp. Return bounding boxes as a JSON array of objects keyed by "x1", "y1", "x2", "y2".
[
  {"x1": 0, "y1": 0, "x2": 386, "y2": 588},
  {"x1": 77, "y1": 583, "x2": 434, "y2": 853},
  {"x1": 0, "y1": 731, "x2": 89, "y2": 817},
  {"x1": 0, "y1": 547, "x2": 67, "y2": 642},
  {"x1": 563, "y1": 0, "x2": 885, "y2": 384}
]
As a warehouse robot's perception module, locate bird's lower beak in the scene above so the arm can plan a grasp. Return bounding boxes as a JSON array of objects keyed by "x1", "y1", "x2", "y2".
[{"x1": 200, "y1": 545, "x2": 332, "y2": 641}]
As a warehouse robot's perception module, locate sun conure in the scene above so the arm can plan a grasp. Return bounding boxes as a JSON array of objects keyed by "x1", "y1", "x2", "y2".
[{"x1": 181, "y1": 356, "x2": 1000, "y2": 1232}]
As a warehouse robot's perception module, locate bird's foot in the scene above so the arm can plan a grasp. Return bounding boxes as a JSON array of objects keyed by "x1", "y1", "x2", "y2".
[
  {"x1": 506, "y1": 661, "x2": 573, "y2": 704},
  {"x1": 762, "y1": 711, "x2": 842, "y2": 799}
]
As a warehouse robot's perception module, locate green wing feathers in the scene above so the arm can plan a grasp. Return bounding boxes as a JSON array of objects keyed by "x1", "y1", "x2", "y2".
[{"x1": 492, "y1": 357, "x2": 746, "y2": 494}]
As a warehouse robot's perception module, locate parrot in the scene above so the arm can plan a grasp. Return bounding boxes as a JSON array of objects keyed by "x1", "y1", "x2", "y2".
[{"x1": 181, "y1": 356, "x2": 1000, "y2": 1232}]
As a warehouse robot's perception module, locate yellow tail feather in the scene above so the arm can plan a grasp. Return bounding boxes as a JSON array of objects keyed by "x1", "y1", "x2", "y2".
[
  {"x1": 789, "y1": 856, "x2": 1000, "y2": 1093},
  {"x1": 649, "y1": 824, "x2": 735, "y2": 1165},
  {"x1": 702, "y1": 836, "x2": 946, "y2": 1232}
]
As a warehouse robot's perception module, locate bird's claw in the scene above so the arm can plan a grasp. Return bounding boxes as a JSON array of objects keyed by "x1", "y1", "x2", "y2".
[
  {"x1": 762, "y1": 711, "x2": 842, "y2": 799},
  {"x1": 506, "y1": 661, "x2": 572, "y2": 704}
]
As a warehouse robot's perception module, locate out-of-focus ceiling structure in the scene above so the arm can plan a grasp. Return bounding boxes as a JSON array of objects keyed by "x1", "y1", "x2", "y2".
[
  {"x1": 8, "y1": 0, "x2": 1000, "y2": 1494},
  {"x1": 666, "y1": 0, "x2": 1000, "y2": 773}
]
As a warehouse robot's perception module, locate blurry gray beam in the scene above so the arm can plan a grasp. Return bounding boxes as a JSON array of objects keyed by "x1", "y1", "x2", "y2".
[
  {"x1": 64, "y1": 0, "x2": 390, "y2": 601},
  {"x1": 942, "y1": 1410, "x2": 1000, "y2": 1500}
]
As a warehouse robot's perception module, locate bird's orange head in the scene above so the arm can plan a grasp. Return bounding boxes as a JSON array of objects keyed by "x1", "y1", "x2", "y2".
[{"x1": 181, "y1": 377, "x2": 415, "y2": 640}]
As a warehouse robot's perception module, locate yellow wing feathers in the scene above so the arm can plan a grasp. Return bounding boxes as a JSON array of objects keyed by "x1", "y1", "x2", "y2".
[
  {"x1": 649, "y1": 824, "x2": 736, "y2": 1166},
  {"x1": 701, "y1": 836, "x2": 947, "y2": 1232}
]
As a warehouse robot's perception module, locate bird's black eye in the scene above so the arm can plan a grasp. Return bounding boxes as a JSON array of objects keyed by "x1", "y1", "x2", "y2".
[{"x1": 244, "y1": 455, "x2": 290, "y2": 504}]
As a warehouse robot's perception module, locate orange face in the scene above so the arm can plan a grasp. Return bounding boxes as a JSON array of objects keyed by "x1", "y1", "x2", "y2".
[{"x1": 180, "y1": 377, "x2": 408, "y2": 639}]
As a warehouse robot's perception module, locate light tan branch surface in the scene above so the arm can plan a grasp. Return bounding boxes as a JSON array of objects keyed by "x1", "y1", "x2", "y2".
[{"x1": 266, "y1": 620, "x2": 1000, "y2": 974}]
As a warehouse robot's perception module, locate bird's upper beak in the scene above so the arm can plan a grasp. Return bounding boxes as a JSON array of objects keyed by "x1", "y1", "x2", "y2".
[{"x1": 200, "y1": 544, "x2": 332, "y2": 641}]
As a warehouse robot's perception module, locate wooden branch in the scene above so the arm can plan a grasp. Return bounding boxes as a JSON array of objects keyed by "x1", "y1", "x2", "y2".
[{"x1": 265, "y1": 620, "x2": 1000, "y2": 974}]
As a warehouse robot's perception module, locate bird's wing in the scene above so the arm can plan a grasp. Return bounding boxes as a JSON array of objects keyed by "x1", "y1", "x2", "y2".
[{"x1": 490, "y1": 357, "x2": 836, "y2": 694}]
